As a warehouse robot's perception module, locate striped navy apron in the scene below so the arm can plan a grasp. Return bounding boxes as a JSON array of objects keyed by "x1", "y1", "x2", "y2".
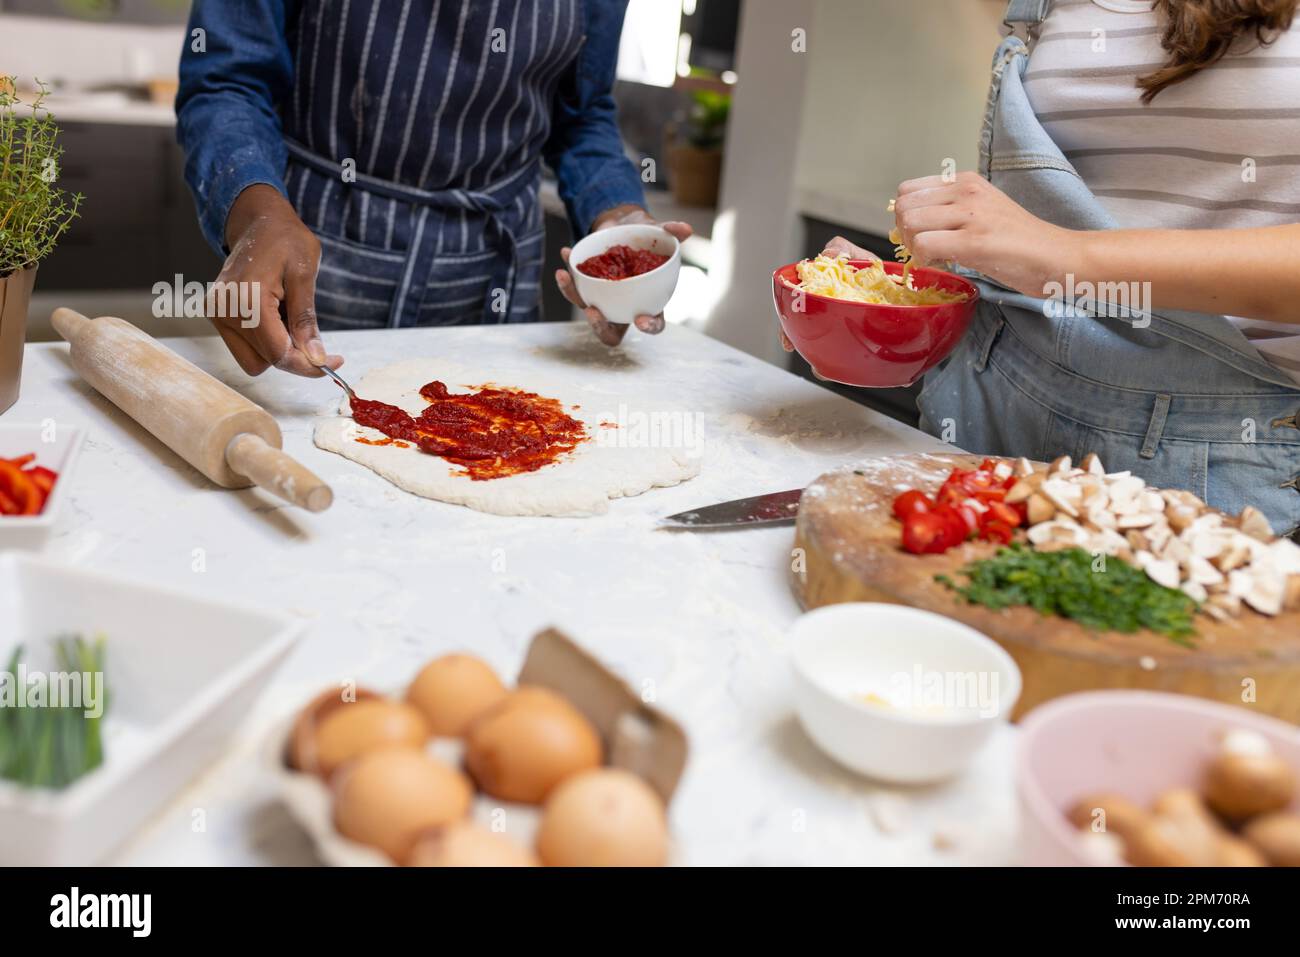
[{"x1": 281, "y1": 0, "x2": 584, "y2": 329}]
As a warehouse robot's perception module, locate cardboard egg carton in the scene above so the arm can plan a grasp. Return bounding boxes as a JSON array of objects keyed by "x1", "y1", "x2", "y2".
[{"x1": 273, "y1": 628, "x2": 690, "y2": 865}]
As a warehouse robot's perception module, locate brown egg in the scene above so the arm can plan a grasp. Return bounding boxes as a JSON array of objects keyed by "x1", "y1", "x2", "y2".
[
  {"x1": 1242, "y1": 812, "x2": 1300, "y2": 867},
  {"x1": 406, "y1": 654, "x2": 507, "y2": 737},
  {"x1": 537, "y1": 768, "x2": 669, "y2": 867},
  {"x1": 333, "y1": 747, "x2": 472, "y2": 863},
  {"x1": 408, "y1": 822, "x2": 539, "y2": 867},
  {"x1": 1066, "y1": 793, "x2": 1149, "y2": 843},
  {"x1": 464, "y1": 691, "x2": 602, "y2": 803},
  {"x1": 310, "y1": 699, "x2": 430, "y2": 778},
  {"x1": 287, "y1": 686, "x2": 383, "y2": 773},
  {"x1": 1204, "y1": 752, "x2": 1296, "y2": 822}
]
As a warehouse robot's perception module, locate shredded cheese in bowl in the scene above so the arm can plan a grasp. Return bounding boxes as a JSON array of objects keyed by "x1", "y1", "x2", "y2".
[{"x1": 794, "y1": 254, "x2": 969, "y2": 307}]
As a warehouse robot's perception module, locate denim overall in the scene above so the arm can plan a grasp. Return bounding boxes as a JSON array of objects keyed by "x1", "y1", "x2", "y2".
[{"x1": 918, "y1": 0, "x2": 1300, "y2": 535}]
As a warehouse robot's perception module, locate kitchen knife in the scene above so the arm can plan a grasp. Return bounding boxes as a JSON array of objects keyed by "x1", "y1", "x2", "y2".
[{"x1": 659, "y1": 489, "x2": 802, "y2": 529}]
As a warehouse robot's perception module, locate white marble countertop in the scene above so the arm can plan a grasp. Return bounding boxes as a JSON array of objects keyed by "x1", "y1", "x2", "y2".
[{"x1": 12, "y1": 321, "x2": 1020, "y2": 866}]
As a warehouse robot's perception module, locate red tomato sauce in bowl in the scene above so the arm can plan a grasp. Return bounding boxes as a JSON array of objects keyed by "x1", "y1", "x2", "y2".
[{"x1": 575, "y1": 244, "x2": 671, "y2": 281}]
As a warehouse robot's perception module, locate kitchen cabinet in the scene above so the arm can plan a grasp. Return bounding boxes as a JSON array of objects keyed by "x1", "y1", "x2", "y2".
[{"x1": 37, "y1": 120, "x2": 220, "y2": 292}]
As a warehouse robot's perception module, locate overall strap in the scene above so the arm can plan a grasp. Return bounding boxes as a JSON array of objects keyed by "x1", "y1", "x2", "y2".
[{"x1": 1002, "y1": 0, "x2": 1050, "y2": 38}]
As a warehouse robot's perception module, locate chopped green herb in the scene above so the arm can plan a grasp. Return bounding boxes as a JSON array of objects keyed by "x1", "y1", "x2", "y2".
[
  {"x1": 0, "y1": 634, "x2": 108, "y2": 789},
  {"x1": 936, "y1": 544, "x2": 1198, "y2": 644}
]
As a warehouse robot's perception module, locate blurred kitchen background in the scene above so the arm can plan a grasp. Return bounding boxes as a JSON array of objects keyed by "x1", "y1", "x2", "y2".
[{"x1": 1, "y1": 0, "x2": 1007, "y2": 424}]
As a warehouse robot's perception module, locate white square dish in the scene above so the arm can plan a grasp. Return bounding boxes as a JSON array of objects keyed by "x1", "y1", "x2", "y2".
[
  {"x1": 0, "y1": 423, "x2": 85, "y2": 550},
  {"x1": 0, "y1": 554, "x2": 303, "y2": 865}
]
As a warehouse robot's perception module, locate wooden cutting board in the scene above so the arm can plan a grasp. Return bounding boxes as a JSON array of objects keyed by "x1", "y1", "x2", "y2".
[{"x1": 791, "y1": 453, "x2": 1300, "y2": 724}]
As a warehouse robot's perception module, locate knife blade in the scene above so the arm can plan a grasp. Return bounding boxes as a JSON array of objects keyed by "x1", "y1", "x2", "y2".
[{"x1": 659, "y1": 489, "x2": 803, "y2": 529}]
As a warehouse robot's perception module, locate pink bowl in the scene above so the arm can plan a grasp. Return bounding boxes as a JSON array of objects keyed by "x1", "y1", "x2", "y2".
[
  {"x1": 1016, "y1": 691, "x2": 1300, "y2": 866},
  {"x1": 771, "y1": 260, "x2": 979, "y2": 388}
]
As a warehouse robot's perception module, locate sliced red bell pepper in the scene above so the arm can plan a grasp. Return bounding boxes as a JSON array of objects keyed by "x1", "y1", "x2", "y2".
[
  {"x1": 5, "y1": 453, "x2": 35, "y2": 468},
  {"x1": 0, "y1": 460, "x2": 42, "y2": 515},
  {"x1": 26, "y1": 465, "x2": 57, "y2": 498}
]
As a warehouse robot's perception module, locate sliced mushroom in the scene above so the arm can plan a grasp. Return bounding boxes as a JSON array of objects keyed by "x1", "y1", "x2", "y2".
[
  {"x1": 1142, "y1": 522, "x2": 1173, "y2": 553},
  {"x1": 1048, "y1": 455, "x2": 1072, "y2": 475},
  {"x1": 1005, "y1": 479, "x2": 1035, "y2": 504},
  {"x1": 1181, "y1": 580, "x2": 1208, "y2": 604},
  {"x1": 1188, "y1": 556, "x2": 1225, "y2": 587},
  {"x1": 1015, "y1": 456, "x2": 1035, "y2": 478},
  {"x1": 1144, "y1": 557, "x2": 1182, "y2": 590},
  {"x1": 1080, "y1": 452, "x2": 1105, "y2": 476},
  {"x1": 1284, "y1": 575, "x2": 1300, "y2": 612},
  {"x1": 1167, "y1": 505, "x2": 1199, "y2": 534},
  {"x1": 1041, "y1": 479, "x2": 1082, "y2": 518},
  {"x1": 1027, "y1": 519, "x2": 1087, "y2": 547},
  {"x1": 1078, "y1": 482, "x2": 1107, "y2": 507},
  {"x1": 1210, "y1": 538, "x2": 1251, "y2": 573},
  {"x1": 1117, "y1": 512, "x2": 1156, "y2": 530},
  {"x1": 1268, "y1": 538, "x2": 1300, "y2": 576},
  {"x1": 1026, "y1": 492, "x2": 1056, "y2": 525},
  {"x1": 1206, "y1": 592, "x2": 1242, "y2": 619},
  {"x1": 1237, "y1": 506, "x2": 1274, "y2": 543},
  {"x1": 1244, "y1": 575, "x2": 1285, "y2": 616}
]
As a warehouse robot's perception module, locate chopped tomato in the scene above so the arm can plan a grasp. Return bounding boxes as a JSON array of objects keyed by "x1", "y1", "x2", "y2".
[
  {"x1": 896, "y1": 461, "x2": 1022, "y2": 554},
  {"x1": 983, "y1": 500, "x2": 1022, "y2": 529},
  {"x1": 953, "y1": 502, "x2": 980, "y2": 536},
  {"x1": 902, "y1": 510, "x2": 964, "y2": 554},
  {"x1": 938, "y1": 479, "x2": 980, "y2": 505},
  {"x1": 892, "y1": 489, "x2": 932, "y2": 520},
  {"x1": 980, "y1": 519, "x2": 1016, "y2": 544},
  {"x1": 0, "y1": 461, "x2": 41, "y2": 515}
]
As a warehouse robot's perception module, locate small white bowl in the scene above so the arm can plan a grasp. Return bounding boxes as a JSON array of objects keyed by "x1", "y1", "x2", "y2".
[
  {"x1": 0, "y1": 553, "x2": 303, "y2": 865},
  {"x1": 790, "y1": 603, "x2": 1021, "y2": 784},
  {"x1": 0, "y1": 424, "x2": 85, "y2": 551},
  {"x1": 568, "y1": 223, "x2": 681, "y2": 326}
]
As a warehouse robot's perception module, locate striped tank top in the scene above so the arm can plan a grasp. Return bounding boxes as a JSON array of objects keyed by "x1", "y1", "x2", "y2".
[{"x1": 1024, "y1": 0, "x2": 1300, "y2": 382}]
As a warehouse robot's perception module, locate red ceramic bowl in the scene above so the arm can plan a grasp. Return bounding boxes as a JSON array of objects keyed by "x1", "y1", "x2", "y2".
[{"x1": 771, "y1": 260, "x2": 980, "y2": 388}]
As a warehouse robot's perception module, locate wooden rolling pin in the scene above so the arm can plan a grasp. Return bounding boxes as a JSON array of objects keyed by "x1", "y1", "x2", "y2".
[{"x1": 51, "y1": 308, "x2": 332, "y2": 512}]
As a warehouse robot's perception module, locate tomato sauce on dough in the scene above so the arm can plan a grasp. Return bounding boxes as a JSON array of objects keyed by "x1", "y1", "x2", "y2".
[{"x1": 349, "y1": 381, "x2": 587, "y2": 480}]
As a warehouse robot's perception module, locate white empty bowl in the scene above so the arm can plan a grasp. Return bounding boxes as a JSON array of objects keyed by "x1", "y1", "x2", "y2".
[
  {"x1": 568, "y1": 223, "x2": 681, "y2": 326},
  {"x1": 0, "y1": 554, "x2": 303, "y2": 865},
  {"x1": 0, "y1": 424, "x2": 84, "y2": 550},
  {"x1": 790, "y1": 603, "x2": 1021, "y2": 784}
]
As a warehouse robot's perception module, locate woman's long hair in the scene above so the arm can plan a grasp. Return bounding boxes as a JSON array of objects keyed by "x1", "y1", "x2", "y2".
[{"x1": 1139, "y1": 0, "x2": 1298, "y2": 100}]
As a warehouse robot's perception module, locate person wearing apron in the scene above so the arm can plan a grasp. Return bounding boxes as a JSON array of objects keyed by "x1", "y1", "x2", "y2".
[
  {"x1": 813, "y1": 0, "x2": 1300, "y2": 535},
  {"x1": 176, "y1": 0, "x2": 689, "y2": 378}
]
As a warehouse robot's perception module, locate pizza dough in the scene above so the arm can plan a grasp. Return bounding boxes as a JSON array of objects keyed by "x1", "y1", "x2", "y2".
[{"x1": 313, "y1": 358, "x2": 701, "y2": 517}]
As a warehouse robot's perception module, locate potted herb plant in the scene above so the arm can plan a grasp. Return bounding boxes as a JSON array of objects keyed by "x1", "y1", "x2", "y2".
[
  {"x1": 666, "y1": 85, "x2": 731, "y2": 208},
  {"x1": 0, "y1": 78, "x2": 82, "y2": 416}
]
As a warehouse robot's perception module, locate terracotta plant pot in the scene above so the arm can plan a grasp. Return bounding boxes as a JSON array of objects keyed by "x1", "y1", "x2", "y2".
[
  {"x1": 0, "y1": 265, "x2": 37, "y2": 416},
  {"x1": 667, "y1": 143, "x2": 723, "y2": 208}
]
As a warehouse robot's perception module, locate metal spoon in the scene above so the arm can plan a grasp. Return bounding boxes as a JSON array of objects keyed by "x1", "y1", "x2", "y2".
[{"x1": 317, "y1": 364, "x2": 356, "y2": 401}]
